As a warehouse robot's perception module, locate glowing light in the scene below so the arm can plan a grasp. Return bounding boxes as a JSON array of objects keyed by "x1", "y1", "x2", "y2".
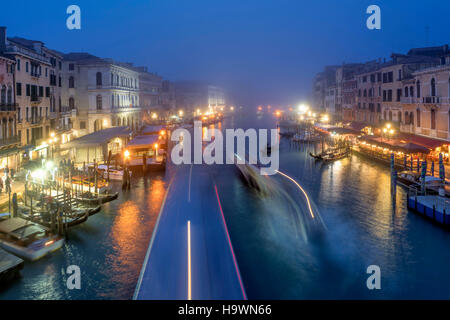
[
  {"x1": 386, "y1": 123, "x2": 391, "y2": 129},
  {"x1": 154, "y1": 143, "x2": 158, "y2": 149},
  {"x1": 230, "y1": 106, "x2": 234, "y2": 111},
  {"x1": 178, "y1": 110, "x2": 184, "y2": 117},
  {"x1": 159, "y1": 130, "x2": 166, "y2": 136},
  {"x1": 103, "y1": 119, "x2": 108, "y2": 126},
  {"x1": 124, "y1": 150, "x2": 130, "y2": 158},
  {"x1": 50, "y1": 132, "x2": 55, "y2": 138},
  {"x1": 187, "y1": 220, "x2": 192, "y2": 300},
  {"x1": 151, "y1": 113, "x2": 157, "y2": 119},
  {"x1": 276, "y1": 170, "x2": 315, "y2": 219},
  {"x1": 45, "y1": 240, "x2": 55, "y2": 247}
]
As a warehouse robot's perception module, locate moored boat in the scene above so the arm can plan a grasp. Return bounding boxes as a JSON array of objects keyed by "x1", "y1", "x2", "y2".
[{"x1": 0, "y1": 217, "x2": 64, "y2": 261}]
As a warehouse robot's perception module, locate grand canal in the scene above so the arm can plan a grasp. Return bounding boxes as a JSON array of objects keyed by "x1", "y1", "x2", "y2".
[{"x1": 1, "y1": 111, "x2": 450, "y2": 299}]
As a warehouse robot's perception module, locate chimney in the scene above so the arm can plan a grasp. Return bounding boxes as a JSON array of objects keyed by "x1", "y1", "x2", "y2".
[{"x1": 0, "y1": 26, "x2": 7, "y2": 52}]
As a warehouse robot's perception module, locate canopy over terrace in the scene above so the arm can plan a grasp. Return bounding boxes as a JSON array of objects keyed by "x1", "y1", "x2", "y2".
[
  {"x1": 61, "y1": 126, "x2": 132, "y2": 163},
  {"x1": 359, "y1": 136, "x2": 430, "y2": 154},
  {"x1": 126, "y1": 134, "x2": 160, "y2": 150}
]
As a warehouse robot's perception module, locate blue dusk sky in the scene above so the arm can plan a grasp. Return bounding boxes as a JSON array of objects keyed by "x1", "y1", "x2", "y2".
[{"x1": 0, "y1": 0, "x2": 449, "y2": 107}]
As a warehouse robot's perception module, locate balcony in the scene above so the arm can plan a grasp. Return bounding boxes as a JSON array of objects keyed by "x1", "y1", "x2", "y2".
[
  {"x1": 30, "y1": 95, "x2": 42, "y2": 105},
  {"x1": 0, "y1": 103, "x2": 17, "y2": 112},
  {"x1": 0, "y1": 136, "x2": 20, "y2": 148},
  {"x1": 29, "y1": 117, "x2": 44, "y2": 125},
  {"x1": 400, "y1": 97, "x2": 417, "y2": 104},
  {"x1": 423, "y1": 96, "x2": 440, "y2": 104}
]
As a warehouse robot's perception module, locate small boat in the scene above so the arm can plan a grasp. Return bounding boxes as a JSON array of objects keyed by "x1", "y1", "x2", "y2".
[
  {"x1": 0, "y1": 217, "x2": 64, "y2": 261},
  {"x1": 97, "y1": 165, "x2": 127, "y2": 181},
  {"x1": 310, "y1": 147, "x2": 350, "y2": 162},
  {"x1": 397, "y1": 171, "x2": 450, "y2": 197},
  {"x1": 75, "y1": 191, "x2": 119, "y2": 206}
]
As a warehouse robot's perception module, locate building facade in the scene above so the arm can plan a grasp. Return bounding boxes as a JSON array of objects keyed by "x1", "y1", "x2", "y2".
[{"x1": 61, "y1": 53, "x2": 142, "y2": 136}]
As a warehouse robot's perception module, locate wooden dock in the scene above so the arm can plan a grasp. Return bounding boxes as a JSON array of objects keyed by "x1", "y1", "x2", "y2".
[
  {"x1": 0, "y1": 247, "x2": 24, "y2": 284},
  {"x1": 407, "y1": 195, "x2": 450, "y2": 226}
]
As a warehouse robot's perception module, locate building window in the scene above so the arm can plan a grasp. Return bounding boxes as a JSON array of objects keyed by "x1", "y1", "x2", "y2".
[
  {"x1": 17, "y1": 59, "x2": 21, "y2": 71},
  {"x1": 80, "y1": 121, "x2": 86, "y2": 129},
  {"x1": 7, "y1": 86, "x2": 12, "y2": 104},
  {"x1": 1, "y1": 86, "x2": 6, "y2": 104},
  {"x1": 398, "y1": 111, "x2": 402, "y2": 124},
  {"x1": 410, "y1": 86, "x2": 414, "y2": 98},
  {"x1": 96, "y1": 72, "x2": 102, "y2": 86},
  {"x1": 416, "y1": 81, "x2": 421, "y2": 98},
  {"x1": 69, "y1": 64, "x2": 74, "y2": 71},
  {"x1": 16, "y1": 83, "x2": 22, "y2": 96},
  {"x1": 69, "y1": 97, "x2": 75, "y2": 109},
  {"x1": 69, "y1": 76, "x2": 75, "y2": 88},
  {"x1": 417, "y1": 109, "x2": 421, "y2": 127},
  {"x1": 431, "y1": 78, "x2": 436, "y2": 96},
  {"x1": 26, "y1": 62, "x2": 29, "y2": 72},
  {"x1": 405, "y1": 87, "x2": 408, "y2": 97},
  {"x1": 96, "y1": 95, "x2": 102, "y2": 110},
  {"x1": 431, "y1": 109, "x2": 436, "y2": 130},
  {"x1": 410, "y1": 112, "x2": 414, "y2": 126}
]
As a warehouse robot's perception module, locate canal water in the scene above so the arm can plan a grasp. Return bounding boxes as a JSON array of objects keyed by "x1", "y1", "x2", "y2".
[
  {"x1": 216, "y1": 112, "x2": 450, "y2": 299},
  {"x1": 1, "y1": 111, "x2": 450, "y2": 299}
]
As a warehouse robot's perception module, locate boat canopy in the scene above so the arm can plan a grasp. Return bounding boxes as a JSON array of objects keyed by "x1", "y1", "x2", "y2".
[
  {"x1": 0, "y1": 218, "x2": 45, "y2": 240},
  {"x1": 127, "y1": 135, "x2": 160, "y2": 150}
]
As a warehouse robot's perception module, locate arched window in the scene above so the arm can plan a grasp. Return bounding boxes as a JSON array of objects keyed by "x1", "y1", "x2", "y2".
[
  {"x1": 111, "y1": 94, "x2": 114, "y2": 107},
  {"x1": 363, "y1": 89, "x2": 367, "y2": 97},
  {"x1": 69, "y1": 76, "x2": 75, "y2": 88},
  {"x1": 431, "y1": 78, "x2": 436, "y2": 96},
  {"x1": 410, "y1": 86, "x2": 414, "y2": 98},
  {"x1": 398, "y1": 111, "x2": 402, "y2": 124},
  {"x1": 405, "y1": 111, "x2": 409, "y2": 125},
  {"x1": 96, "y1": 72, "x2": 102, "y2": 86},
  {"x1": 7, "y1": 86, "x2": 12, "y2": 104},
  {"x1": 416, "y1": 80, "x2": 421, "y2": 98},
  {"x1": 431, "y1": 109, "x2": 436, "y2": 130},
  {"x1": 69, "y1": 97, "x2": 75, "y2": 109},
  {"x1": 409, "y1": 112, "x2": 414, "y2": 126},
  {"x1": 96, "y1": 95, "x2": 102, "y2": 110},
  {"x1": 416, "y1": 109, "x2": 421, "y2": 127},
  {"x1": 389, "y1": 110, "x2": 392, "y2": 121},
  {"x1": 111, "y1": 73, "x2": 114, "y2": 85},
  {"x1": 1, "y1": 85, "x2": 6, "y2": 104},
  {"x1": 383, "y1": 110, "x2": 387, "y2": 120},
  {"x1": 404, "y1": 87, "x2": 409, "y2": 97}
]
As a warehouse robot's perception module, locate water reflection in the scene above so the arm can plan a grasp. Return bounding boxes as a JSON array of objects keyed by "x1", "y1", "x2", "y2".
[{"x1": 0, "y1": 173, "x2": 168, "y2": 300}]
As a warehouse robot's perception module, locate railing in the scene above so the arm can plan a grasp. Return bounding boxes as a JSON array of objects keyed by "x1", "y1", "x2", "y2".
[
  {"x1": 29, "y1": 117, "x2": 44, "y2": 124},
  {"x1": 0, "y1": 136, "x2": 20, "y2": 147},
  {"x1": 401, "y1": 97, "x2": 417, "y2": 104},
  {"x1": 30, "y1": 95, "x2": 42, "y2": 104},
  {"x1": 423, "y1": 96, "x2": 440, "y2": 104},
  {"x1": 0, "y1": 103, "x2": 17, "y2": 111}
]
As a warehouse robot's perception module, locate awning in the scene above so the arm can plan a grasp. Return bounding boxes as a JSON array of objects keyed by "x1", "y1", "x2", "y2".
[
  {"x1": 126, "y1": 134, "x2": 160, "y2": 149},
  {"x1": 142, "y1": 125, "x2": 165, "y2": 135},
  {"x1": 398, "y1": 133, "x2": 449, "y2": 150},
  {"x1": 359, "y1": 136, "x2": 430, "y2": 154},
  {"x1": 62, "y1": 126, "x2": 131, "y2": 149}
]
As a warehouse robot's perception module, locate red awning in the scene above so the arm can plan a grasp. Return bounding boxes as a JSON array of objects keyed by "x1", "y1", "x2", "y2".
[{"x1": 398, "y1": 133, "x2": 449, "y2": 150}]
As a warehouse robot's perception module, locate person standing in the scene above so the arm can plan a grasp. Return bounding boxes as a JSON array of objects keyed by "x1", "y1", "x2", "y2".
[{"x1": 5, "y1": 175, "x2": 11, "y2": 194}]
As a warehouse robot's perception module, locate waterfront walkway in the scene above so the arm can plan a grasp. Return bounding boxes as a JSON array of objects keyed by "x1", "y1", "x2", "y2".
[{"x1": 134, "y1": 164, "x2": 246, "y2": 300}]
